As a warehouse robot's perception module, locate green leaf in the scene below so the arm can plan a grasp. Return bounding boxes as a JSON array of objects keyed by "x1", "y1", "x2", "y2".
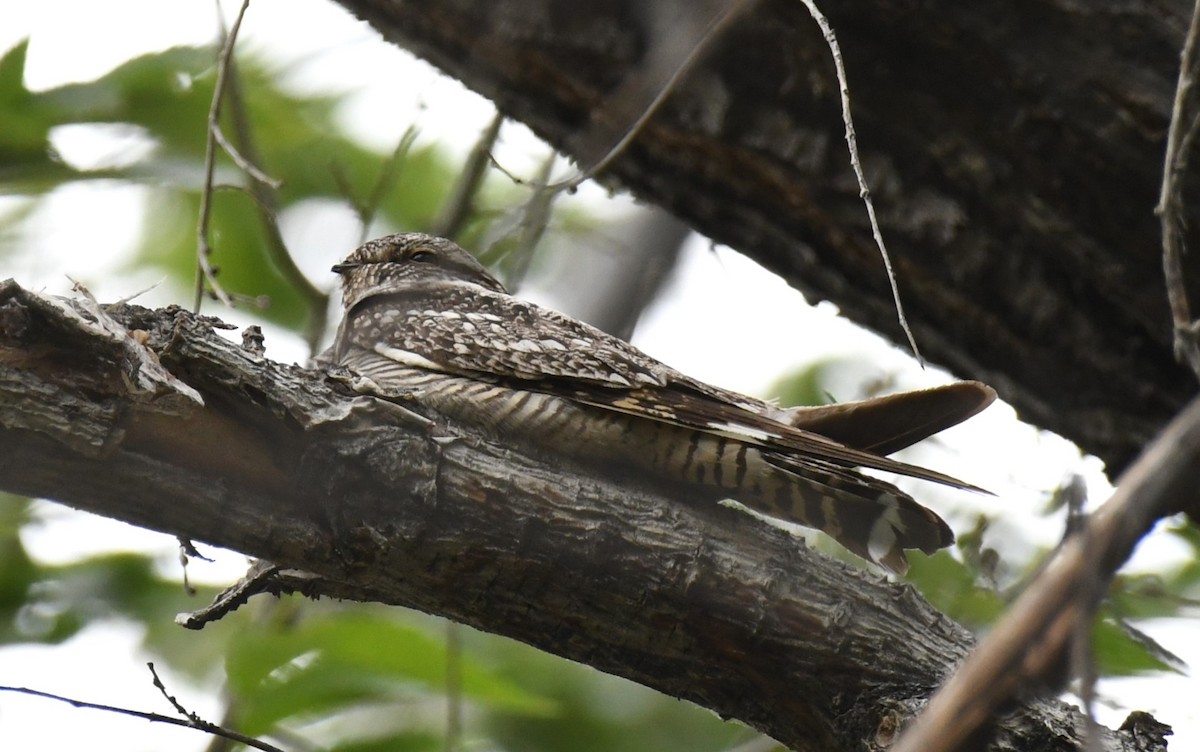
[
  {"x1": 0, "y1": 495, "x2": 36, "y2": 621},
  {"x1": 225, "y1": 612, "x2": 555, "y2": 735},
  {"x1": 904, "y1": 549, "x2": 1004, "y2": 629},
  {"x1": 1092, "y1": 615, "x2": 1182, "y2": 676},
  {"x1": 331, "y1": 732, "x2": 441, "y2": 752},
  {"x1": 477, "y1": 633, "x2": 750, "y2": 752},
  {"x1": 765, "y1": 359, "x2": 845, "y2": 407},
  {"x1": 0, "y1": 40, "x2": 58, "y2": 176}
]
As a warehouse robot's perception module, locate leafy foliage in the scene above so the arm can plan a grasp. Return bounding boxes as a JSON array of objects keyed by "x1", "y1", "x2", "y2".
[
  {"x1": 0, "y1": 36, "x2": 753, "y2": 750},
  {"x1": 1, "y1": 18, "x2": 1197, "y2": 750}
]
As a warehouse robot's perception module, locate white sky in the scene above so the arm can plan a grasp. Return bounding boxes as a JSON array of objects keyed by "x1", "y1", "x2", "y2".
[{"x1": 0, "y1": 0, "x2": 1196, "y2": 749}]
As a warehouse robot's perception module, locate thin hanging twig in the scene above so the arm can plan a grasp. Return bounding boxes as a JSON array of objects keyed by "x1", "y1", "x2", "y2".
[
  {"x1": 480, "y1": 151, "x2": 557, "y2": 290},
  {"x1": 796, "y1": 0, "x2": 924, "y2": 365},
  {"x1": 218, "y1": 28, "x2": 329, "y2": 356},
  {"x1": 433, "y1": 112, "x2": 505, "y2": 240},
  {"x1": 485, "y1": 0, "x2": 750, "y2": 198},
  {"x1": 193, "y1": 0, "x2": 252, "y2": 312}
]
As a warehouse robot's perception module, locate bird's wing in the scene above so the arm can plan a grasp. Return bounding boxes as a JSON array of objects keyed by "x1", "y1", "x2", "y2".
[
  {"x1": 775, "y1": 381, "x2": 996, "y2": 455},
  {"x1": 341, "y1": 288, "x2": 987, "y2": 490}
]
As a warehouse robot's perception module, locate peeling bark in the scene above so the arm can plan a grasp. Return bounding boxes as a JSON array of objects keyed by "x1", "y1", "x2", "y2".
[{"x1": 0, "y1": 281, "x2": 1165, "y2": 750}]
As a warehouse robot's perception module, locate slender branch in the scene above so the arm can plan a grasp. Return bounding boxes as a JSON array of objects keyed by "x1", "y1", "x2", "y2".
[
  {"x1": 212, "y1": 126, "x2": 282, "y2": 188},
  {"x1": 0, "y1": 685, "x2": 286, "y2": 752},
  {"x1": 193, "y1": 0, "x2": 251, "y2": 312},
  {"x1": 354, "y1": 125, "x2": 421, "y2": 245},
  {"x1": 1156, "y1": 0, "x2": 1200, "y2": 382},
  {"x1": 555, "y1": 0, "x2": 754, "y2": 192},
  {"x1": 432, "y1": 111, "x2": 504, "y2": 241},
  {"x1": 218, "y1": 25, "x2": 330, "y2": 356},
  {"x1": 796, "y1": 0, "x2": 923, "y2": 365},
  {"x1": 893, "y1": 395, "x2": 1200, "y2": 752}
]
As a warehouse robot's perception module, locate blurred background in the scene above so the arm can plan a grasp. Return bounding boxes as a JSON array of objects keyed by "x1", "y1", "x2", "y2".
[{"x1": 1, "y1": 1, "x2": 1197, "y2": 749}]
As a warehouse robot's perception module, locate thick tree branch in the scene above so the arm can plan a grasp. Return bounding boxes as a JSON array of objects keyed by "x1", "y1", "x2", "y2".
[
  {"x1": 337, "y1": 0, "x2": 1200, "y2": 474},
  {"x1": 0, "y1": 281, "x2": 1165, "y2": 751}
]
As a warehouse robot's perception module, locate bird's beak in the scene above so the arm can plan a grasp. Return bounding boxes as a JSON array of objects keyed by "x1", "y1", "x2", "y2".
[{"x1": 331, "y1": 262, "x2": 358, "y2": 274}]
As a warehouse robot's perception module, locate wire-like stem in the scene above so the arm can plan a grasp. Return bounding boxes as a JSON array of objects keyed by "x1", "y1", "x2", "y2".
[
  {"x1": 0, "y1": 682, "x2": 286, "y2": 752},
  {"x1": 219, "y1": 25, "x2": 330, "y2": 356},
  {"x1": 796, "y1": 0, "x2": 924, "y2": 365},
  {"x1": 557, "y1": 0, "x2": 752, "y2": 192},
  {"x1": 433, "y1": 112, "x2": 504, "y2": 241},
  {"x1": 193, "y1": 0, "x2": 251, "y2": 312},
  {"x1": 354, "y1": 125, "x2": 421, "y2": 245}
]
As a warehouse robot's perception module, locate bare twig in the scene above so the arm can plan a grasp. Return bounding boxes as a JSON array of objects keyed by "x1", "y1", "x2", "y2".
[
  {"x1": 480, "y1": 152, "x2": 557, "y2": 289},
  {"x1": 796, "y1": 0, "x2": 924, "y2": 365},
  {"x1": 218, "y1": 22, "x2": 330, "y2": 356},
  {"x1": 893, "y1": 394, "x2": 1200, "y2": 752},
  {"x1": 193, "y1": 0, "x2": 251, "y2": 312},
  {"x1": 1156, "y1": 0, "x2": 1200, "y2": 381},
  {"x1": 557, "y1": 0, "x2": 753, "y2": 192},
  {"x1": 0, "y1": 684, "x2": 287, "y2": 752},
  {"x1": 432, "y1": 112, "x2": 505, "y2": 240},
  {"x1": 1049, "y1": 473, "x2": 1103, "y2": 751},
  {"x1": 211, "y1": 126, "x2": 281, "y2": 188},
  {"x1": 148, "y1": 662, "x2": 201, "y2": 723},
  {"x1": 485, "y1": 1, "x2": 750, "y2": 199},
  {"x1": 177, "y1": 560, "x2": 283, "y2": 629},
  {"x1": 354, "y1": 125, "x2": 421, "y2": 245}
]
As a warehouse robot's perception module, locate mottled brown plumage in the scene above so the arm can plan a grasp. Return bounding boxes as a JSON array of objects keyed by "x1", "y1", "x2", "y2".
[{"x1": 328, "y1": 232, "x2": 996, "y2": 573}]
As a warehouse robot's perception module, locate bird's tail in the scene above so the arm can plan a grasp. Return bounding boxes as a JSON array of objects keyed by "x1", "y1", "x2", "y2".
[{"x1": 732, "y1": 452, "x2": 953, "y2": 574}]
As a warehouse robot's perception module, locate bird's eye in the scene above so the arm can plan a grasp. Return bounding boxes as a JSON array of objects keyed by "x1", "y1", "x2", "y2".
[{"x1": 410, "y1": 250, "x2": 436, "y2": 263}]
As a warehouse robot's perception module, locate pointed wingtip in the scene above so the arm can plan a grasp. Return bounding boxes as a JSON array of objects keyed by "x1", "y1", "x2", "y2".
[{"x1": 782, "y1": 380, "x2": 998, "y2": 456}]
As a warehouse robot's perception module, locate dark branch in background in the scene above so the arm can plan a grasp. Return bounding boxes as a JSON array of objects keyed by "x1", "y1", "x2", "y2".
[
  {"x1": 335, "y1": 0, "x2": 1200, "y2": 475},
  {"x1": 893, "y1": 397, "x2": 1200, "y2": 752},
  {"x1": 0, "y1": 683, "x2": 285, "y2": 752},
  {"x1": 557, "y1": 0, "x2": 753, "y2": 192},
  {"x1": 1157, "y1": 0, "x2": 1200, "y2": 382},
  {"x1": 0, "y1": 280, "x2": 1162, "y2": 752}
]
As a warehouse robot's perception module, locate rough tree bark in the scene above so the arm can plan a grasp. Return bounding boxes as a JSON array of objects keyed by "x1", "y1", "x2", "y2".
[
  {"x1": 338, "y1": 0, "x2": 1200, "y2": 474},
  {"x1": 0, "y1": 283, "x2": 1167, "y2": 751}
]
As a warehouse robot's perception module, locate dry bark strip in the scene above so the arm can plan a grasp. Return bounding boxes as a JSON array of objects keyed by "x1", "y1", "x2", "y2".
[{"x1": 0, "y1": 281, "x2": 1168, "y2": 751}]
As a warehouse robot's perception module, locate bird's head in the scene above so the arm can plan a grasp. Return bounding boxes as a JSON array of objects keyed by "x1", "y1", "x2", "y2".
[{"x1": 332, "y1": 233, "x2": 507, "y2": 310}]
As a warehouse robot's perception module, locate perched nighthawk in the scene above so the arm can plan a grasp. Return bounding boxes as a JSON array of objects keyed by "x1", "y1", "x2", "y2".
[{"x1": 328, "y1": 233, "x2": 996, "y2": 573}]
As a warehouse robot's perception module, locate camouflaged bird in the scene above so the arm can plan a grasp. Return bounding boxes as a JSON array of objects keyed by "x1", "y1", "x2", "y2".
[{"x1": 328, "y1": 232, "x2": 996, "y2": 573}]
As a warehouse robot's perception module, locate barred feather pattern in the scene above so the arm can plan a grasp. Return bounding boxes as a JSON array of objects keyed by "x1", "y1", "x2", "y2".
[{"x1": 328, "y1": 233, "x2": 996, "y2": 574}]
